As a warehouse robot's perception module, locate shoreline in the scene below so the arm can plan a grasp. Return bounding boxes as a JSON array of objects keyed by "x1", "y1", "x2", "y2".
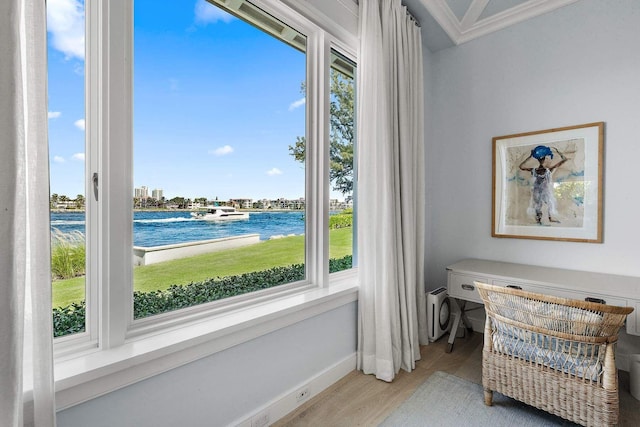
[
  {"x1": 133, "y1": 234, "x2": 262, "y2": 266},
  {"x1": 51, "y1": 208, "x2": 309, "y2": 213}
]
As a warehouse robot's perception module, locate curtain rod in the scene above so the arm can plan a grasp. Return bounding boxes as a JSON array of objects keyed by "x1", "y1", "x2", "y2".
[
  {"x1": 402, "y1": 2, "x2": 420, "y2": 27},
  {"x1": 406, "y1": 9, "x2": 420, "y2": 27},
  {"x1": 355, "y1": 1, "x2": 421, "y2": 27}
]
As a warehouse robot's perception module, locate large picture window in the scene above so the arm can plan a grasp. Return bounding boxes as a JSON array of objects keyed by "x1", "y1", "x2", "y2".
[
  {"x1": 132, "y1": 0, "x2": 308, "y2": 320},
  {"x1": 47, "y1": 0, "x2": 356, "y2": 343}
]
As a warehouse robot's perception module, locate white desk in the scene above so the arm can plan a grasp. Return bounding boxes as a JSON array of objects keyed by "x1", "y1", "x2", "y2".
[{"x1": 445, "y1": 259, "x2": 640, "y2": 352}]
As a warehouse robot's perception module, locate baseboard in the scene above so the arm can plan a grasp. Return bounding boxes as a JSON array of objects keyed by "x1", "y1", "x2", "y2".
[
  {"x1": 233, "y1": 353, "x2": 357, "y2": 427},
  {"x1": 618, "y1": 353, "x2": 630, "y2": 372},
  {"x1": 468, "y1": 316, "x2": 485, "y2": 334},
  {"x1": 459, "y1": 305, "x2": 485, "y2": 334}
]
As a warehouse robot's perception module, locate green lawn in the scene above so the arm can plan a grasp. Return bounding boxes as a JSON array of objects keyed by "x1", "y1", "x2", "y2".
[{"x1": 52, "y1": 227, "x2": 353, "y2": 308}]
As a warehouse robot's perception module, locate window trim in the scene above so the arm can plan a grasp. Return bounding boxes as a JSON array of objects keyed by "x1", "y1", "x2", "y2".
[
  {"x1": 51, "y1": 0, "x2": 359, "y2": 405},
  {"x1": 54, "y1": 273, "x2": 358, "y2": 411}
]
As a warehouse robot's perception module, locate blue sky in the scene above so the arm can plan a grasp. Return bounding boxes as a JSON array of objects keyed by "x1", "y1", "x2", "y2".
[{"x1": 47, "y1": 0, "x2": 310, "y2": 201}]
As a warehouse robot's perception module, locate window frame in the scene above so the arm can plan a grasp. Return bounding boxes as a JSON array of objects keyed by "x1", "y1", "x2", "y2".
[{"x1": 53, "y1": 0, "x2": 358, "y2": 371}]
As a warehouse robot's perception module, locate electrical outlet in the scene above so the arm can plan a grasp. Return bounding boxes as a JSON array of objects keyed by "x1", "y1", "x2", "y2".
[
  {"x1": 296, "y1": 387, "x2": 310, "y2": 403},
  {"x1": 252, "y1": 411, "x2": 270, "y2": 427}
]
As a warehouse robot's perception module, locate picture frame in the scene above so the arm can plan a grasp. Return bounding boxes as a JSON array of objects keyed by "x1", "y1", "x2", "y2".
[{"x1": 492, "y1": 122, "x2": 604, "y2": 243}]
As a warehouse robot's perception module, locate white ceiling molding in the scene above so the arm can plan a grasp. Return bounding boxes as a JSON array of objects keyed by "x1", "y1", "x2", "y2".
[
  {"x1": 422, "y1": 0, "x2": 462, "y2": 42},
  {"x1": 460, "y1": 0, "x2": 490, "y2": 31},
  {"x1": 336, "y1": 0, "x2": 359, "y2": 16},
  {"x1": 422, "y1": 0, "x2": 581, "y2": 46}
]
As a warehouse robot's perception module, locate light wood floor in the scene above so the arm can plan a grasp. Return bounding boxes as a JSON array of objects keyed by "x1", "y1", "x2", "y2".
[{"x1": 274, "y1": 332, "x2": 640, "y2": 426}]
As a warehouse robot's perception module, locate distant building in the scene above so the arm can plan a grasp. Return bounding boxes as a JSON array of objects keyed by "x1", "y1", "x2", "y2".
[
  {"x1": 330, "y1": 198, "x2": 350, "y2": 211},
  {"x1": 268, "y1": 197, "x2": 305, "y2": 210},
  {"x1": 230, "y1": 198, "x2": 252, "y2": 209},
  {"x1": 254, "y1": 199, "x2": 271, "y2": 209},
  {"x1": 135, "y1": 186, "x2": 149, "y2": 199},
  {"x1": 152, "y1": 188, "x2": 163, "y2": 200},
  {"x1": 289, "y1": 198, "x2": 305, "y2": 210},
  {"x1": 55, "y1": 200, "x2": 78, "y2": 209}
]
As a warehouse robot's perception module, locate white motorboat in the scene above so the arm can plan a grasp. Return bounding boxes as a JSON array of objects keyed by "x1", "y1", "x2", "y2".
[{"x1": 191, "y1": 206, "x2": 249, "y2": 221}]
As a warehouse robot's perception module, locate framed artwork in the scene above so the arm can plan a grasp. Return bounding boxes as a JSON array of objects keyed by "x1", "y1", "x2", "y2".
[{"x1": 492, "y1": 122, "x2": 604, "y2": 243}]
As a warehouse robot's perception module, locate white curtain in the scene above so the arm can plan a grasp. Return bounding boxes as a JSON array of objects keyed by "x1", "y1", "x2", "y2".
[
  {"x1": 0, "y1": 0, "x2": 57, "y2": 426},
  {"x1": 356, "y1": 0, "x2": 427, "y2": 382}
]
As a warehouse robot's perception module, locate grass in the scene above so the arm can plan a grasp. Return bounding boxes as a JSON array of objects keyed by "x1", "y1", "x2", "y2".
[
  {"x1": 51, "y1": 228, "x2": 86, "y2": 279},
  {"x1": 52, "y1": 227, "x2": 353, "y2": 308}
]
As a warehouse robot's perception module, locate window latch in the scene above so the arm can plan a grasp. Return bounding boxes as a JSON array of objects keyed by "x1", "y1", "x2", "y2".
[{"x1": 92, "y1": 172, "x2": 99, "y2": 201}]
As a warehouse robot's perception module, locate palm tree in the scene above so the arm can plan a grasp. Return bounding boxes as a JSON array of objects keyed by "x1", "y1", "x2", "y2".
[{"x1": 50, "y1": 193, "x2": 59, "y2": 209}]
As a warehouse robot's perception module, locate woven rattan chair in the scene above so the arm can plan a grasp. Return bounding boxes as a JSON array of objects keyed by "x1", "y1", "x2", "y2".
[{"x1": 475, "y1": 282, "x2": 633, "y2": 426}]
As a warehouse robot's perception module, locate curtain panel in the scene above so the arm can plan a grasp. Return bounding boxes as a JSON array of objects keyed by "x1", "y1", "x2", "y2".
[
  {"x1": 356, "y1": 0, "x2": 427, "y2": 382},
  {"x1": 0, "y1": 0, "x2": 56, "y2": 426}
]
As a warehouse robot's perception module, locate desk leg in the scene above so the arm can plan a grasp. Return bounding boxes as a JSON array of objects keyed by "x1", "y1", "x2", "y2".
[{"x1": 446, "y1": 297, "x2": 474, "y2": 353}]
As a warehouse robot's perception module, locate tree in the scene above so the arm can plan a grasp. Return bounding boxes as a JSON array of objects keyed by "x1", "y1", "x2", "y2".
[
  {"x1": 75, "y1": 194, "x2": 85, "y2": 209},
  {"x1": 289, "y1": 71, "x2": 355, "y2": 197},
  {"x1": 169, "y1": 196, "x2": 186, "y2": 209}
]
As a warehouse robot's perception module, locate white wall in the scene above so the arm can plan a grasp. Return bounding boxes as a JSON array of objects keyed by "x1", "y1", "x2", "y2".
[
  {"x1": 426, "y1": 0, "x2": 640, "y2": 287},
  {"x1": 425, "y1": 0, "x2": 640, "y2": 360},
  {"x1": 57, "y1": 303, "x2": 357, "y2": 427}
]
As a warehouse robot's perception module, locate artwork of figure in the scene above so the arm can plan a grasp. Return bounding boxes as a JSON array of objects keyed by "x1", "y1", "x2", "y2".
[{"x1": 518, "y1": 145, "x2": 568, "y2": 225}]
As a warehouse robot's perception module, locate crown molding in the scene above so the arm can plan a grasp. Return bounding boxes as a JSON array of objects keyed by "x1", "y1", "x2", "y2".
[
  {"x1": 421, "y1": 0, "x2": 581, "y2": 46},
  {"x1": 422, "y1": 0, "x2": 463, "y2": 44},
  {"x1": 460, "y1": 0, "x2": 490, "y2": 31},
  {"x1": 458, "y1": 0, "x2": 581, "y2": 44},
  {"x1": 336, "y1": 0, "x2": 358, "y2": 16}
]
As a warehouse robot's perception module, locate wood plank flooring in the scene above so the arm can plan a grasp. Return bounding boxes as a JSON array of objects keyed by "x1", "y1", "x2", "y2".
[{"x1": 274, "y1": 332, "x2": 640, "y2": 426}]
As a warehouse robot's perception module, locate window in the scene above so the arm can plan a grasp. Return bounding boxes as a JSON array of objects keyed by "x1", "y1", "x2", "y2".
[
  {"x1": 48, "y1": 0, "x2": 357, "y2": 344},
  {"x1": 47, "y1": 0, "x2": 89, "y2": 339},
  {"x1": 328, "y1": 50, "x2": 356, "y2": 273},
  {"x1": 132, "y1": 0, "x2": 308, "y2": 320}
]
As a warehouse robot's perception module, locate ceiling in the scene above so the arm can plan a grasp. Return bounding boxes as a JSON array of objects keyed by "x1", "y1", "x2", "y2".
[{"x1": 402, "y1": 0, "x2": 581, "y2": 51}]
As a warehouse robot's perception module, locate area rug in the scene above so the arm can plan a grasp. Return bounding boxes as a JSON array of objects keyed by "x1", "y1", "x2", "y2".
[{"x1": 379, "y1": 371, "x2": 578, "y2": 426}]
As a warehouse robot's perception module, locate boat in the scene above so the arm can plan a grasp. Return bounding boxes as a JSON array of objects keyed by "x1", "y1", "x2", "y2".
[{"x1": 190, "y1": 205, "x2": 249, "y2": 221}]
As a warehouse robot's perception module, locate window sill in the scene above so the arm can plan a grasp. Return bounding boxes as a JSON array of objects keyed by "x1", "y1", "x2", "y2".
[{"x1": 53, "y1": 270, "x2": 358, "y2": 411}]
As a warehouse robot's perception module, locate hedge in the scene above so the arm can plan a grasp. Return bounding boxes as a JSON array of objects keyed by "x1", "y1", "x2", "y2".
[
  {"x1": 53, "y1": 255, "x2": 353, "y2": 337},
  {"x1": 53, "y1": 301, "x2": 86, "y2": 337},
  {"x1": 329, "y1": 211, "x2": 353, "y2": 229}
]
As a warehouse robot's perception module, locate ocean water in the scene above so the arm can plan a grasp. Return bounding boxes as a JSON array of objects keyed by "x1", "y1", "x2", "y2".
[{"x1": 50, "y1": 210, "x2": 306, "y2": 247}]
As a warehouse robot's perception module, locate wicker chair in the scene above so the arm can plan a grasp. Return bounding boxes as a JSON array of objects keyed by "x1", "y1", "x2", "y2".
[{"x1": 475, "y1": 282, "x2": 633, "y2": 426}]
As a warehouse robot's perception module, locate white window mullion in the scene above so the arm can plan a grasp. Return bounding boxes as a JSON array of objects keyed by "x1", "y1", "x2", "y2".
[
  {"x1": 305, "y1": 29, "x2": 331, "y2": 288},
  {"x1": 92, "y1": 0, "x2": 133, "y2": 349},
  {"x1": 84, "y1": 0, "x2": 100, "y2": 347}
]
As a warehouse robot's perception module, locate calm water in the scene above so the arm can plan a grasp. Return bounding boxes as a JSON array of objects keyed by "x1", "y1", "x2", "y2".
[{"x1": 50, "y1": 210, "x2": 305, "y2": 247}]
